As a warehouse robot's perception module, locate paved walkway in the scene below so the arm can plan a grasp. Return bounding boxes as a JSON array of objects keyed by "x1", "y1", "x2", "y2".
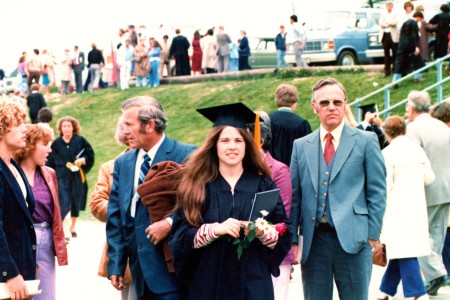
[{"x1": 56, "y1": 221, "x2": 450, "y2": 300}]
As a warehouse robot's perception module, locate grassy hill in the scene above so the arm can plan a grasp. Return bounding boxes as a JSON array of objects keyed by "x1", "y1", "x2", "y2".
[{"x1": 46, "y1": 67, "x2": 449, "y2": 220}]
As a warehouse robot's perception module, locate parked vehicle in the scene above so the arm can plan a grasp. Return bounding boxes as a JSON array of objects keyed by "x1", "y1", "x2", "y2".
[
  {"x1": 302, "y1": 9, "x2": 384, "y2": 66},
  {"x1": 248, "y1": 37, "x2": 295, "y2": 69},
  {"x1": 0, "y1": 76, "x2": 18, "y2": 94}
]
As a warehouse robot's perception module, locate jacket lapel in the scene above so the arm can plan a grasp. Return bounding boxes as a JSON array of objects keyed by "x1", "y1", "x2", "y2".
[
  {"x1": 1, "y1": 160, "x2": 34, "y2": 221},
  {"x1": 304, "y1": 131, "x2": 320, "y2": 194},
  {"x1": 122, "y1": 150, "x2": 139, "y2": 212},
  {"x1": 153, "y1": 137, "x2": 173, "y2": 165},
  {"x1": 329, "y1": 125, "x2": 357, "y2": 183}
]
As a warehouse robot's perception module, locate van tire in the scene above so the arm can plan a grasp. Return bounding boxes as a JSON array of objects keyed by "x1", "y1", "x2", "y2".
[{"x1": 337, "y1": 51, "x2": 357, "y2": 66}]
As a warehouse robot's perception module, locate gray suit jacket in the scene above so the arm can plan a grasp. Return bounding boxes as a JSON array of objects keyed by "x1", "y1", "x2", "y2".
[
  {"x1": 216, "y1": 32, "x2": 231, "y2": 56},
  {"x1": 289, "y1": 124, "x2": 386, "y2": 264},
  {"x1": 407, "y1": 113, "x2": 450, "y2": 206}
]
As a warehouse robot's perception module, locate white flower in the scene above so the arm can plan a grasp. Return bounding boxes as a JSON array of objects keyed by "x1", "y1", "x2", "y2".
[
  {"x1": 255, "y1": 217, "x2": 268, "y2": 231},
  {"x1": 260, "y1": 210, "x2": 269, "y2": 217}
]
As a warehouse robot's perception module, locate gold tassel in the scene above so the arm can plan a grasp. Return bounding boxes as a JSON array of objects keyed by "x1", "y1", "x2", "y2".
[{"x1": 254, "y1": 113, "x2": 261, "y2": 148}]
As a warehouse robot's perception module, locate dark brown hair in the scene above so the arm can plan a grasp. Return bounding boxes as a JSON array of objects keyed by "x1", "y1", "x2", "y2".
[{"x1": 177, "y1": 126, "x2": 271, "y2": 226}]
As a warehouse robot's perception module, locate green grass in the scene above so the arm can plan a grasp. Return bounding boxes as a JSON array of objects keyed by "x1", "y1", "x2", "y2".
[{"x1": 46, "y1": 67, "x2": 450, "y2": 220}]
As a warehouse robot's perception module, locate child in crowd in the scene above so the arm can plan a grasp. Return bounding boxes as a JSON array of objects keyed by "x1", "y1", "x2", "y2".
[{"x1": 26, "y1": 83, "x2": 47, "y2": 124}]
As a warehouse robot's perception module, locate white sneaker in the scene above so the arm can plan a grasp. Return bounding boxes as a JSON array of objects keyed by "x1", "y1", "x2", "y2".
[{"x1": 375, "y1": 291, "x2": 389, "y2": 300}]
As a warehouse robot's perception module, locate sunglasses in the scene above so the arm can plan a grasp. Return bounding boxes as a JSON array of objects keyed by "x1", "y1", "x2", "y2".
[{"x1": 317, "y1": 100, "x2": 345, "y2": 107}]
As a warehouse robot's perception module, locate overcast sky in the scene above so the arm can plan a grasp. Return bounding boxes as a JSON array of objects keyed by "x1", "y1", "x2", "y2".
[{"x1": 0, "y1": 0, "x2": 362, "y2": 74}]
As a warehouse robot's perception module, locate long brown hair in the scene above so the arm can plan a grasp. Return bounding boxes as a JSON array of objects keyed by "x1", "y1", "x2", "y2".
[{"x1": 178, "y1": 125, "x2": 271, "y2": 226}]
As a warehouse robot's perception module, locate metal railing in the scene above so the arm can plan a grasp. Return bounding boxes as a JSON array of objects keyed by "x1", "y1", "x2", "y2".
[{"x1": 349, "y1": 53, "x2": 450, "y2": 122}]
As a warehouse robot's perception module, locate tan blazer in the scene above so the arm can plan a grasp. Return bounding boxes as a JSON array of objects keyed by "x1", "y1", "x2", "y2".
[{"x1": 89, "y1": 159, "x2": 132, "y2": 283}]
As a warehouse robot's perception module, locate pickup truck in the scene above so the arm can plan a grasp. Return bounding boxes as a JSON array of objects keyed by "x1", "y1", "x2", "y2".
[{"x1": 302, "y1": 9, "x2": 384, "y2": 66}]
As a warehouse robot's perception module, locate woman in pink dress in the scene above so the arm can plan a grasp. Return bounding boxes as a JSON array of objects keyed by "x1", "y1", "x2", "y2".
[{"x1": 191, "y1": 30, "x2": 203, "y2": 76}]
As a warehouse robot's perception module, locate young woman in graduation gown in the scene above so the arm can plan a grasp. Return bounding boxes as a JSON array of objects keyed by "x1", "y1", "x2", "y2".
[
  {"x1": 46, "y1": 116, "x2": 94, "y2": 239},
  {"x1": 169, "y1": 103, "x2": 292, "y2": 300}
]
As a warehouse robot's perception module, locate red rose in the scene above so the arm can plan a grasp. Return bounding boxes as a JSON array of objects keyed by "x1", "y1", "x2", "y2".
[{"x1": 275, "y1": 222, "x2": 286, "y2": 236}]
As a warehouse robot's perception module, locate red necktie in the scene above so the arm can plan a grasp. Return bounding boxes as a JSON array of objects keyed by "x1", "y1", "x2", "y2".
[{"x1": 324, "y1": 133, "x2": 335, "y2": 165}]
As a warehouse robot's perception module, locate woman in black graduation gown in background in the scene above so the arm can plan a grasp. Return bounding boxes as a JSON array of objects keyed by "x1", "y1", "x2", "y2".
[
  {"x1": 169, "y1": 103, "x2": 292, "y2": 300},
  {"x1": 47, "y1": 116, "x2": 94, "y2": 240}
]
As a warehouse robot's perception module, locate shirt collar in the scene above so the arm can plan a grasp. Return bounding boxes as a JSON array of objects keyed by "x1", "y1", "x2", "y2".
[
  {"x1": 278, "y1": 107, "x2": 293, "y2": 113},
  {"x1": 137, "y1": 134, "x2": 165, "y2": 163},
  {"x1": 319, "y1": 121, "x2": 345, "y2": 143}
]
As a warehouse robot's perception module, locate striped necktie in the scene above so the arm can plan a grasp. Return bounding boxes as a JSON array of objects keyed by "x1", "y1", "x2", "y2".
[
  {"x1": 130, "y1": 154, "x2": 150, "y2": 217},
  {"x1": 138, "y1": 154, "x2": 151, "y2": 186}
]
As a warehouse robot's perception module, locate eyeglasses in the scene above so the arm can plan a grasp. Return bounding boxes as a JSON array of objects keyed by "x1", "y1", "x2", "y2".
[{"x1": 316, "y1": 99, "x2": 345, "y2": 107}]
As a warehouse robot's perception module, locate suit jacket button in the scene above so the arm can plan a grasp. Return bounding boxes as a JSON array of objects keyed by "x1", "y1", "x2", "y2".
[
  {"x1": 312, "y1": 217, "x2": 316, "y2": 221},
  {"x1": 2, "y1": 271, "x2": 6, "y2": 276},
  {"x1": 32, "y1": 245, "x2": 37, "y2": 250}
]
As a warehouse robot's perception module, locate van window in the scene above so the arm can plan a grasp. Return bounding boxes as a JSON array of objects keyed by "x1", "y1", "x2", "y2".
[
  {"x1": 355, "y1": 13, "x2": 368, "y2": 28},
  {"x1": 307, "y1": 12, "x2": 351, "y2": 30}
]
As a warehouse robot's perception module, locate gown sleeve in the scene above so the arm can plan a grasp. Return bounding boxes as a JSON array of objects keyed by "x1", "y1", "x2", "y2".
[{"x1": 169, "y1": 208, "x2": 202, "y2": 284}]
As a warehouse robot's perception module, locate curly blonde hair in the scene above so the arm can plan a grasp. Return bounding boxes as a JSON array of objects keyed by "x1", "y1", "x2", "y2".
[
  {"x1": 56, "y1": 116, "x2": 82, "y2": 136},
  {"x1": 14, "y1": 124, "x2": 54, "y2": 164},
  {"x1": 0, "y1": 100, "x2": 27, "y2": 141}
]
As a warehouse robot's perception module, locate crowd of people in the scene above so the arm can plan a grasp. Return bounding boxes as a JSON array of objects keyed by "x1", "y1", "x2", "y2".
[
  {"x1": 380, "y1": 1, "x2": 450, "y2": 86},
  {"x1": 1, "y1": 72, "x2": 449, "y2": 300},
  {"x1": 3, "y1": 12, "x2": 311, "y2": 100}
]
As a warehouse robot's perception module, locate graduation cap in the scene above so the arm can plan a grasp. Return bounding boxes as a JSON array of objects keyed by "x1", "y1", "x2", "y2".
[
  {"x1": 197, "y1": 102, "x2": 263, "y2": 147},
  {"x1": 360, "y1": 103, "x2": 378, "y2": 120}
]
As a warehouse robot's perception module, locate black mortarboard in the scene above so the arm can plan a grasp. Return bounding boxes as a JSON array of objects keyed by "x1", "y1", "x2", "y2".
[
  {"x1": 197, "y1": 102, "x2": 262, "y2": 128},
  {"x1": 360, "y1": 103, "x2": 378, "y2": 119}
]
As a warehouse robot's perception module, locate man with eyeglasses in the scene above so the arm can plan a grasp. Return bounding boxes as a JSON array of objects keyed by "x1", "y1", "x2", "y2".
[{"x1": 289, "y1": 78, "x2": 387, "y2": 300}]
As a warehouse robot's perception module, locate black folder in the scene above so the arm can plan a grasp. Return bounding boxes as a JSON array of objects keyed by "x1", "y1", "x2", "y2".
[{"x1": 248, "y1": 189, "x2": 280, "y2": 221}]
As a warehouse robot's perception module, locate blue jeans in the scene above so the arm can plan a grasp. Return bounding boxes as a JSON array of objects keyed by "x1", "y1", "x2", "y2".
[
  {"x1": 135, "y1": 76, "x2": 147, "y2": 87},
  {"x1": 149, "y1": 60, "x2": 161, "y2": 87},
  {"x1": 379, "y1": 258, "x2": 427, "y2": 298},
  {"x1": 444, "y1": 228, "x2": 450, "y2": 276},
  {"x1": 392, "y1": 72, "x2": 423, "y2": 83},
  {"x1": 277, "y1": 49, "x2": 289, "y2": 68}
]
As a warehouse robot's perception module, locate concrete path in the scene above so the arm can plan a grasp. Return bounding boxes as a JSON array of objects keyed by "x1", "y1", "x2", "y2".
[{"x1": 56, "y1": 220, "x2": 450, "y2": 300}]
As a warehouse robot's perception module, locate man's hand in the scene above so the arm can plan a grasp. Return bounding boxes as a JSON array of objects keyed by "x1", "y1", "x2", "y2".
[
  {"x1": 145, "y1": 219, "x2": 171, "y2": 245},
  {"x1": 110, "y1": 275, "x2": 127, "y2": 291},
  {"x1": 371, "y1": 115, "x2": 383, "y2": 127},
  {"x1": 291, "y1": 244, "x2": 300, "y2": 264},
  {"x1": 368, "y1": 238, "x2": 377, "y2": 249},
  {"x1": 6, "y1": 275, "x2": 29, "y2": 300}
]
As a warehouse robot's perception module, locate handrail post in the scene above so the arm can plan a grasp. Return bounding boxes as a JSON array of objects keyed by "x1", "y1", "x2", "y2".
[
  {"x1": 355, "y1": 100, "x2": 361, "y2": 123},
  {"x1": 384, "y1": 88, "x2": 390, "y2": 119},
  {"x1": 437, "y1": 59, "x2": 442, "y2": 103}
]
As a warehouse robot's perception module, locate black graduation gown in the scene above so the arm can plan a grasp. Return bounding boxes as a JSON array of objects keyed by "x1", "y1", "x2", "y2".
[
  {"x1": 46, "y1": 135, "x2": 94, "y2": 216},
  {"x1": 268, "y1": 110, "x2": 312, "y2": 166},
  {"x1": 169, "y1": 35, "x2": 191, "y2": 76},
  {"x1": 429, "y1": 12, "x2": 450, "y2": 59},
  {"x1": 394, "y1": 19, "x2": 425, "y2": 75},
  {"x1": 169, "y1": 171, "x2": 292, "y2": 300}
]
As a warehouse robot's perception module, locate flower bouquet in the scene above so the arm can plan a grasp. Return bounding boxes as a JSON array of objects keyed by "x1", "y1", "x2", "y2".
[{"x1": 233, "y1": 210, "x2": 287, "y2": 260}]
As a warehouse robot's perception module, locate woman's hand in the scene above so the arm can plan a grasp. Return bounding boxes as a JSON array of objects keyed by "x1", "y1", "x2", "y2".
[
  {"x1": 240, "y1": 221, "x2": 263, "y2": 237},
  {"x1": 74, "y1": 157, "x2": 86, "y2": 167},
  {"x1": 213, "y1": 218, "x2": 241, "y2": 238}
]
